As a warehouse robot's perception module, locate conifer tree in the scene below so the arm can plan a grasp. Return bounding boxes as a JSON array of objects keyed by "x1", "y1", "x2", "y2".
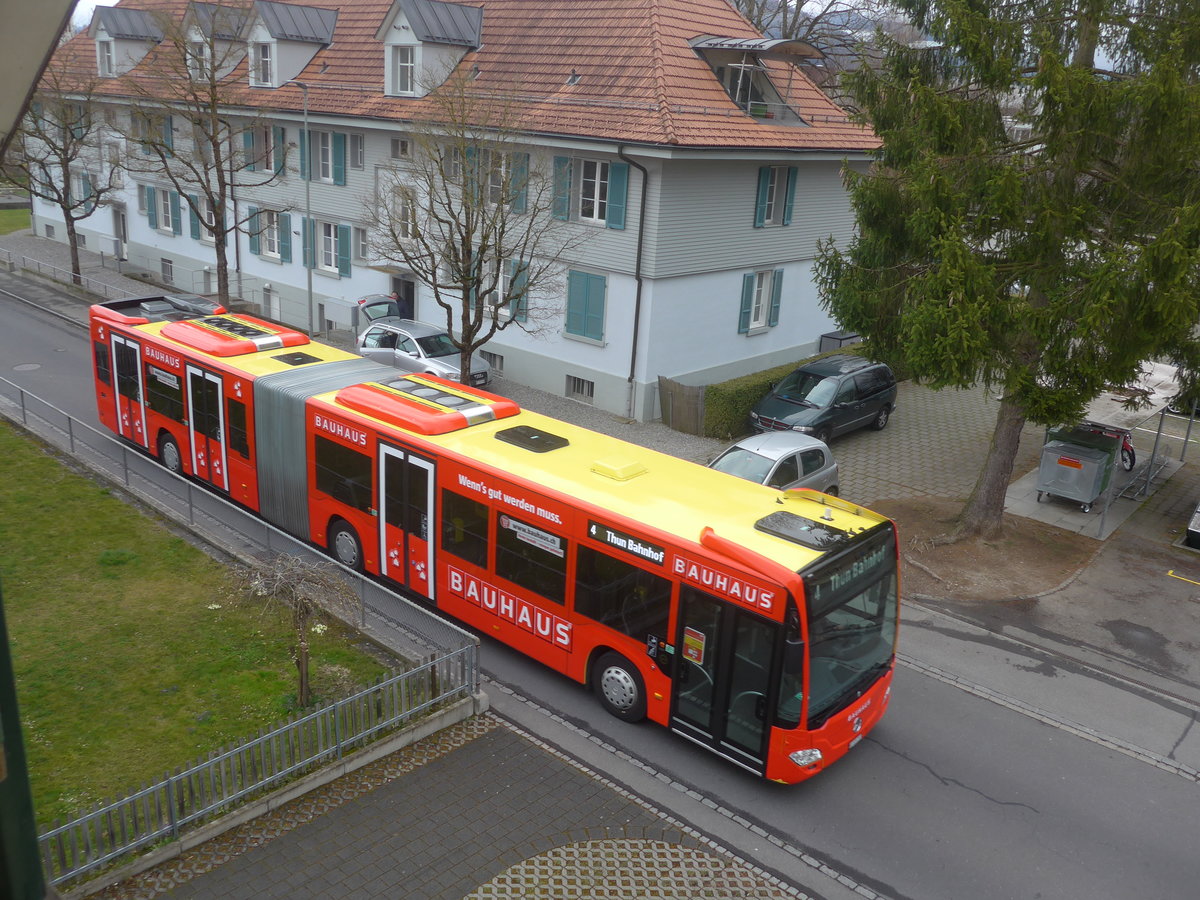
[{"x1": 817, "y1": 0, "x2": 1200, "y2": 540}]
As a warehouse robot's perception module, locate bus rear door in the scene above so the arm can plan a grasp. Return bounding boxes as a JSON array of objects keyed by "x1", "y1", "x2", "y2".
[
  {"x1": 110, "y1": 334, "x2": 147, "y2": 448},
  {"x1": 185, "y1": 365, "x2": 228, "y2": 491},
  {"x1": 670, "y1": 587, "x2": 779, "y2": 775},
  {"x1": 378, "y1": 443, "x2": 435, "y2": 599}
]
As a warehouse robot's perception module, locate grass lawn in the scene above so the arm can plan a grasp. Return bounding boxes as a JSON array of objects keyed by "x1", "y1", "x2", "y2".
[
  {"x1": 0, "y1": 421, "x2": 393, "y2": 826},
  {"x1": 0, "y1": 207, "x2": 30, "y2": 235}
]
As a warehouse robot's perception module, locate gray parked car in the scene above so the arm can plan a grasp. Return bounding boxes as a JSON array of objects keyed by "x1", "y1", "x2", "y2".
[
  {"x1": 707, "y1": 432, "x2": 839, "y2": 494},
  {"x1": 356, "y1": 317, "x2": 491, "y2": 387},
  {"x1": 750, "y1": 354, "x2": 896, "y2": 443}
]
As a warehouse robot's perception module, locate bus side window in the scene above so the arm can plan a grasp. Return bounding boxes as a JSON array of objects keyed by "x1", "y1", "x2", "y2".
[
  {"x1": 144, "y1": 364, "x2": 185, "y2": 422},
  {"x1": 94, "y1": 342, "x2": 112, "y2": 385},
  {"x1": 441, "y1": 489, "x2": 489, "y2": 567},
  {"x1": 496, "y1": 514, "x2": 567, "y2": 604},
  {"x1": 227, "y1": 398, "x2": 250, "y2": 459},
  {"x1": 575, "y1": 546, "x2": 670, "y2": 641},
  {"x1": 314, "y1": 435, "x2": 373, "y2": 512}
]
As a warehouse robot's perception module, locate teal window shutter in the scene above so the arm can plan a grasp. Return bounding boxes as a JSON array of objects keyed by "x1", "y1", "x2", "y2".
[
  {"x1": 738, "y1": 274, "x2": 755, "y2": 333},
  {"x1": 146, "y1": 187, "x2": 157, "y2": 229},
  {"x1": 299, "y1": 129, "x2": 308, "y2": 181},
  {"x1": 302, "y1": 217, "x2": 313, "y2": 268},
  {"x1": 278, "y1": 213, "x2": 292, "y2": 263},
  {"x1": 553, "y1": 156, "x2": 571, "y2": 220},
  {"x1": 337, "y1": 224, "x2": 352, "y2": 275},
  {"x1": 768, "y1": 269, "x2": 783, "y2": 326},
  {"x1": 606, "y1": 162, "x2": 628, "y2": 230},
  {"x1": 753, "y1": 167, "x2": 770, "y2": 228},
  {"x1": 782, "y1": 167, "x2": 797, "y2": 226},
  {"x1": 82, "y1": 175, "x2": 94, "y2": 213},
  {"x1": 169, "y1": 192, "x2": 182, "y2": 235},
  {"x1": 248, "y1": 206, "x2": 260, "y2": 254},
  {"x1": 243, "y1": 129, "x2": 256, "y2": 171},
  {"x1": 566, "y1": 270, "x2": 585, "y2": 335},
  {"x1": 333, "y1": 133, "x2": 346, "y2": 185},
  {"x1": 189, "y1": 194, "x2": 200, "y2": 239},
  {"x1": 566, "y1": 270, "x2": 605, "y2": 341},
  {"x1": 510, "y1": 258, "x2": 528, "y2": 322},
  {"x1": 510, "y1": 152, "x2": 529, "y2": 214},
  {"x1": 273, "y1": 126, "x2": 286, "y2": 175}
]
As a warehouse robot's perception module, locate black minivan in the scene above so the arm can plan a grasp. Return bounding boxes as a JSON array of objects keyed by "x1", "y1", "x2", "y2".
[{"x1": 749, "y1": 355, "x2": 897, "y2": 443}]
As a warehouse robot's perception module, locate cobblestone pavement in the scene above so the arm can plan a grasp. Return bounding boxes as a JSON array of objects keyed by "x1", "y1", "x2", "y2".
[{"x1": 86, "y1": 715, "x2": 801, "y2": 900}]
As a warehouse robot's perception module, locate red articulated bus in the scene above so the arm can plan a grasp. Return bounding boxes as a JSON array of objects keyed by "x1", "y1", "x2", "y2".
[{"x1": 89, "y1": 296, "x2": 900, "y2": 783}]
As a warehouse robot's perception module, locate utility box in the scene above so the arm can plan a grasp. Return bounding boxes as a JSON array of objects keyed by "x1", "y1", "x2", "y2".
[
  {"x1": 818, "y1": 330, "x2": 861, "y2": 353},
  {"x1": 1036, "y1": 441, "x2": 1112, "y2": 512},
  {"x1": 1187, "y1": 504, "x2": 1200, "y2": 550}
]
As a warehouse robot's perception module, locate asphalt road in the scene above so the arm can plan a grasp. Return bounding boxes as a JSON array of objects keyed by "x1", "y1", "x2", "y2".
[{"x1": 3, "y1": 285, "x2": 1199, "y2": 900}]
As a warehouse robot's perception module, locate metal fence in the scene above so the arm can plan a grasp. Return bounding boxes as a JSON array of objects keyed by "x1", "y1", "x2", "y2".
[
  {"x1": 0, "y1": 378, "x2": 484, "y2": 885},
  {"x1": 0, "y1": 248, "x2": 137, "y2": 300},
  {"x1": 37, "y1": 652, "x2": 474, "y2": 886}
]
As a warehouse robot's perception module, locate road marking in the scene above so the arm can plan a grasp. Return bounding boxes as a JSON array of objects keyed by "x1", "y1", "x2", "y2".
[{"x1": 1167, "y1": 569, "x2": 1200, "y2": 586}]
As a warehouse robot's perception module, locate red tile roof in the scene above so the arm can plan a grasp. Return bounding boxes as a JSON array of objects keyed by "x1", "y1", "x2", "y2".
[{"x1": 56, "y1": 0, "x2": 879, "y2": 153}]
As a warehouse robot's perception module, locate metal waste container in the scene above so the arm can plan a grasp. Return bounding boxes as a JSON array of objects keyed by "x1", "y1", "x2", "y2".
[{"x1": 1036, "y1": 441, "x2": 1112, "y2": 512}]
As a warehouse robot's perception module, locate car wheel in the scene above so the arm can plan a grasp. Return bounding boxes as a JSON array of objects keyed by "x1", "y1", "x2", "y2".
[
  {"x1": 158, "y1": 433, "x2": 183, "y2": 475},
  {"x1": 871, "y1": 405, "x2": 891, "y2": 431},
  {"x1": 813, "y1": 427, "x2": 832, "y2": 445},
  {"x1": 592, "y1": 651, "x2": 646, "y2": 722},
  {"x1": 328, "y1": 520, "x2": 363, "y2": 571},
  {"x1": 1121, "y1": 446, "x2": 1135, "y2": 471},
  {"x1": 826, "y1": 485, "x2": 839, "y2": 497}
]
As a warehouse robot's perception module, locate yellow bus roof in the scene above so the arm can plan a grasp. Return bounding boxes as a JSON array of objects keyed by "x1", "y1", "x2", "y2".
[{"x1": 135, "y1": 320, "x2": 361, "y2": 378}]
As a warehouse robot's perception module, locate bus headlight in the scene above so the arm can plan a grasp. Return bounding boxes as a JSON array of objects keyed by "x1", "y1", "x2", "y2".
[{"x1": 789, "y1": 748, "x2": 823, "y2": 767}]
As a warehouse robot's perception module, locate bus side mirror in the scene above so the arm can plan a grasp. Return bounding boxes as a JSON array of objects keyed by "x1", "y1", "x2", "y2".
[{"x1": 783, "y1": 638, "x2": 804, "y2": 675}]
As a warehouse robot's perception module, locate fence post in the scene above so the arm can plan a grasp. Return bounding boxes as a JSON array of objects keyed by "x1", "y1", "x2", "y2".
[
  {"x1": 122, "y1": 446, "x2": 130, "y2": 486},
  {"x1": 68, "y1": 416, "x2": 75, "y2": 454},
  {"x1": 166, "y1": 774, "x2": 179, "y2": 841},
  {"x1": 19, "y1": 388, "x2": 28, "y2": 425}
]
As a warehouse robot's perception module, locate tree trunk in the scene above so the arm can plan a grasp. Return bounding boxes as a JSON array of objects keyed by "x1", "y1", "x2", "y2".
[
  {"x1": 947, "y1": 396, "x2": 1027, "y2": 542},
  {"x1": 64, "y1": 217, "x2": 82, "y2": 284},
  {"x1": 214, "y1": 232, "x2": 230, "y2": 306},
  {"x1": 295, "y1": 635, "x2": 310, "y2": 707}
]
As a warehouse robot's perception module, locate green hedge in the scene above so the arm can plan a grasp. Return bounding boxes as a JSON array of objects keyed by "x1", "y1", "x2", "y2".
[{"x1": 700, "y1": 344, "x2": 901, "y2": 441}]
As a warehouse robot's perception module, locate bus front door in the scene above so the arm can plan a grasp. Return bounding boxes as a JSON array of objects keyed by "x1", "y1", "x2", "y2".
[
  {"x1": 670, "y1": 587, "x2": 777, "y2": 775},
  {"x1": 379, "y1": 444, "x2": 435, "y2": 599},
  {"x1": 185, "y1": 365, "x2": 228, "y2": 491},
  {"x1": 111, "y1": 335, "x2": 147, "y2": 448}
]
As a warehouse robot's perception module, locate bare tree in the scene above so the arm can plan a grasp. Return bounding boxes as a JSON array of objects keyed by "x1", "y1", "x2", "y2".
[
  {"x1": 365, "y1": 69, "x2": 588, "y2": 383},
  {"x1": 6, "y1": 61, "x2": 121, "y2": 283},
  {"x1": 226, "y1": 555, "x2": 363, "y2": 708},
  {"x1": 111, "y1": 0, "x2": 287, "y2": 305}
]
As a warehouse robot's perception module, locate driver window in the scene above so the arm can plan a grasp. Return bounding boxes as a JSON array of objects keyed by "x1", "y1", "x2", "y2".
[
  {"x1": 768, "y1": 455, "x2": 799, "y2": 488},
  {"x1": 835, "y1": 379, "x2": 857, "y2": 403}
]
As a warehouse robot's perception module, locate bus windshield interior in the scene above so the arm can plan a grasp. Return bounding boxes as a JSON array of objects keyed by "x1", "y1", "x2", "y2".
[{"x1": 800, "y1": 525, "x2": 898, "y2": 729}]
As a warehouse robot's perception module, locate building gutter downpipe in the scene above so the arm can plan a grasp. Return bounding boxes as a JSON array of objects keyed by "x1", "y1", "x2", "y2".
[{"x1": 618, "y1": 145, "x2": 648, "y2": 420}]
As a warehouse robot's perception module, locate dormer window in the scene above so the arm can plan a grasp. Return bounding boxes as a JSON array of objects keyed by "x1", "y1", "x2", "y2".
[
  {"x1": 97, "y1": 40, "x2": 115, "y2": 77},
  {"x1": 691, "y1": 36, "x2": 823, "y2": 125},
  {"x1": 188, "y1": 41, "x2": 211, "y2": 80},
  {"x1": 252, "y1": 42, "x2": 273, "y2": 86},
  {"x1": 391, "y1": 46, "x2": 415, "y2": 95}
]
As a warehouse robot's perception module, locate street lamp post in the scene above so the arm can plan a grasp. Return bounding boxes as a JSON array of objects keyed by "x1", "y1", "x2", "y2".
[{"x1": 287, "y1": 79, "x2": 314, "y2": 336}]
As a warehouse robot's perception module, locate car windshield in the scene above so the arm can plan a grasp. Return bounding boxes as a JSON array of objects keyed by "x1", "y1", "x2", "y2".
[
  {"x1": 416, "y1": 333, "x2": 458, "y2": 358},
  {"x1": 774, "y1": 371, "x2": 838, "y2": 407},
  {"x1": 710, "y1": 448, "x2": 773, "y2": 483}
]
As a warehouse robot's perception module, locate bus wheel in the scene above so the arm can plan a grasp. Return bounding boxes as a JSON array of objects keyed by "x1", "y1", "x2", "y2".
[
  {"x1": 158, "y1": 433, "x2": 183, "y2": 475},
  {"x1": 592, "y1": 652, "x2": 646, "y2": 722},
  {"x1": 328, "y1": 520, "x2": 363, "y2": 571}
]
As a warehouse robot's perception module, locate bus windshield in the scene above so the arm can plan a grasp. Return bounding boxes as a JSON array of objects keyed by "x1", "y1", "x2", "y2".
[{"x1": 800, "y1": 524, "x2": 898, "y2": 729}]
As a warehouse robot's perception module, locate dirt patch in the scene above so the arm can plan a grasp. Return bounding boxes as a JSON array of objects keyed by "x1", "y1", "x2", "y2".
[{"x1": 874, "y1": 497, "x2": 1099, "y2": 603}]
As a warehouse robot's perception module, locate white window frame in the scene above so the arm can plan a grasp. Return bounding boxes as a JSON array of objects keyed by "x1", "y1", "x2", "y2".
[
  {"x1": 157, "y1": 189, "x2": 174, "y2": 234},
  {"x1": 200, "y1": 197, "x2": 217, "y2": 244},
  {"x1": 392, "y1": 186, "x2": 415, "y2": 238},
  {"x1": 259, "y1": 126, "x2": 277, "y2": 172},
  {"x1": 762, "y1": 166, "x2": 789, "y2": 226},
  {"x1": 483, "y1": 150, "x2": 509, "y2": 206},
  {"x1": 349, "y1": 133, "x2": 364, "y2": 169},
  {"x1": 318, "y1": 221, "x2": 339, "y2": 272},
  {"x1": 486, "y1": 256, "x2": 511, "y2": 309},
  {"x1": 69, "y1": 170, "x2": 89, "y2": 205},
  {"x1": 261, "y1": 209, "x2": 281, "y2": 258},
  {"x1": 390, "y1": 137, "x2": 410, "y2": 160},
  {"x1": 98, "y1": 40, "x2": 115, "y2": 78},
  {"x1": 316, "y1": 130, "x2": 333, "y2": 183},
  {"x1": 161, "y1": 257, "x2": 175, "y2": 284},
  {"x1": 352, "y1": 225, "x2": 369, "y2": 261},
  {"x1": 391, "y1": 45, "x2": 415, "y2": 95},
  {"x1": 252, "y1": 42, "x2": 273, "y2": 87},
  {"x1": 188, "y1": 41, "x2": 211, "y2": 80},
  {"x1": 578, "y1": 159, "x2": 609, "y2": 224},
  {"x1": 750, "y1": 269, "x2": 775, "y2": 330}
]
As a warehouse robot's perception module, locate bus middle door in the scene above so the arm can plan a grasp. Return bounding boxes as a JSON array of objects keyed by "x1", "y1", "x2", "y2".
[
  {"x1": 111, "y1": 334, "x2": 147, "y2": 448},
  {"x1": 185, "y1": 365, "x2": 228, "y2": 491},
  {"x1": 670, "y1": 587, "x2": 778, "y2": 775},
  {"x1": 378, "y1": 444, "x2": 435, "y2": 600}
]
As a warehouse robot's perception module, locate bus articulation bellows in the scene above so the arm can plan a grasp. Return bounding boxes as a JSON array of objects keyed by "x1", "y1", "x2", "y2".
[{"x1": 89, "y1": 296, "x2": 900, "y2": 783}]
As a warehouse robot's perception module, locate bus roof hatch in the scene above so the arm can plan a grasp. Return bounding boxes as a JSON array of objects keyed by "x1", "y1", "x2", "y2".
[
  {"x1": 334, "y1": 375, "x2": 520, "y2": 435},
  {"x1": 160, "y1": 315, "x2": 310, "y2": 357}
]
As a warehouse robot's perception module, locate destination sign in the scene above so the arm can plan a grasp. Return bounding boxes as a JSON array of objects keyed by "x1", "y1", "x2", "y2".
[{"x1": 587, "y1": 520, "x2": 665, "y2": 566}]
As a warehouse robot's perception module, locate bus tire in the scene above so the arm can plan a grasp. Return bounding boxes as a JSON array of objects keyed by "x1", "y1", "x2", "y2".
[
  {"x1": 158, "y1": 433, "x2": 183, "y2": 475},
  {"x1": 592, "y1": 651, "x2": 646, "y2": 722},
  {"x1": 328, "y1": 520, "x2": 363, "y2": 571}
]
